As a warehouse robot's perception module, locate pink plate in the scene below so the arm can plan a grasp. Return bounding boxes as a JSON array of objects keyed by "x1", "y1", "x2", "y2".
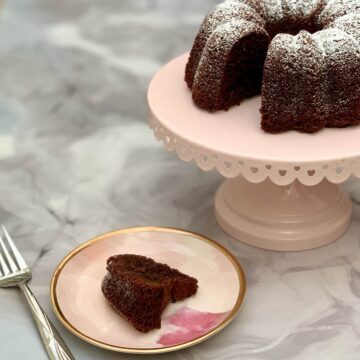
[{"x1": 51, "y1": 227, "x2": 246, "y2": 354}]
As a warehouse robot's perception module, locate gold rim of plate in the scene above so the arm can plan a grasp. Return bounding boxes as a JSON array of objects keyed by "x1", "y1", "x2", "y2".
[{"x1": 50, "y1": 226, "x2": 247, "y2": 354}]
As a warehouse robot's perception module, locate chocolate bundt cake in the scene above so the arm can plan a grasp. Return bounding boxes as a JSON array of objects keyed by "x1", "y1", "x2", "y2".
[
  {"x1": 185, "y1": 0, "x2": 360, "y2": 133},
  {"x1": 101, "y1": 254, "x2": 198, "y2": 333}
]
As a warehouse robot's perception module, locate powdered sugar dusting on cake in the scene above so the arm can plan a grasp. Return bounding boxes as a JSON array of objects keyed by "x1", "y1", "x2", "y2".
[
  {"x1": 322, "y1": 27, "x2": 360, "y2": 59},
  {"x1": 314, "y1": 27, "x2": 360, "y2": 54},
  {"x1": 312, "y1": 28, "x2": 359, "y2": 96},
  {"x1": 314, "y1": 27, "x2": 360, "y2": 116},
  {"x1": 199, "y1": 0, "x2": 359, "y2": 75},
  {"x1": 207, "y1": 19, "x2": 262, "y2": 48},
  {"x1": 285, "y1": 0, "x2": 325, "y2": 18},
  {"x1": 330, "y1": 13, "x2": 360, "y2": 43},
  {"x1": 319, "y1": 0, "x2": 360, "y2": 26},
  {"x1": 263, "y1": 0, "x2": 284, "y2": 22},
  {"x1": 184, "y1": 0, "x2": 264, "y2": 89},
  {"x1": 262, "y1": 30, "x2": 329, "y2": 131},
  {"x1": 193, "y1": 18, "x2": 268, "y2": 108},
  {"x1": 312, "y1": 30, "x2": 327, "y2": 59},
  {"x1": 195, "y1": 19, "x2": 265, "y2": 83},
  {"x1": 270, "y1": 32, "x2": 301, "y2": 52},
  {"x1": 205, "y1": 0, "x2": 264, "y2": 31},
  {"x1": 267, "y1": 26, "x2": 360, "y2": 120}
]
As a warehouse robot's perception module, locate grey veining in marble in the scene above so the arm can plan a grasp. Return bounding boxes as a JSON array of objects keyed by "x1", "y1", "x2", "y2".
[{"x1": 1, "y1": 1, "x2": 360, "y2": 359}]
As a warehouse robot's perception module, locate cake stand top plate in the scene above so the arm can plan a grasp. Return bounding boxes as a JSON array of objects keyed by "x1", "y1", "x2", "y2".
[{"x1": 148, "y1": 54, "x2": 360, "y2": 185}]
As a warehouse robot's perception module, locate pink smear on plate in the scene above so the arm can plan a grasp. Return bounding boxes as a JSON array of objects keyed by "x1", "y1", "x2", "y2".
[{"x1": 158, "y1": 307, "x2": 229, "y2": 346}]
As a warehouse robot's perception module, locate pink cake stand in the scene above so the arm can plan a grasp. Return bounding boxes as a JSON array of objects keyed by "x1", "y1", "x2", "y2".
[{"x1": 148, "y1": 54, "x2": 360, "y2": 251}]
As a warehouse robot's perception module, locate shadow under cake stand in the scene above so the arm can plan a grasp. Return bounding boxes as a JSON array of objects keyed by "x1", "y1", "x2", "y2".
[{"x1": 148, "y1": 54, "x2": 360, "y2": 251}]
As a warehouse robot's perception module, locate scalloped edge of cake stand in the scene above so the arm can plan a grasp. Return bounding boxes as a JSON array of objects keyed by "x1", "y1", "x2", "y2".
[{"x1": 150, "y1": 113, "x2": 360, "y2": 187}]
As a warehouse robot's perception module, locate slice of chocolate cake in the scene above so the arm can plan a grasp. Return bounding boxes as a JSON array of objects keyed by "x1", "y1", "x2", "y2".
[{"x1": 101, "y1": 254, "x2": 198, "y2": 333}]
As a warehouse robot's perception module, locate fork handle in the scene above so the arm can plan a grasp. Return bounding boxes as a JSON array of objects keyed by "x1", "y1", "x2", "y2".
[{"x1": 19, "y1": 284, "x2": 75, "y2": 360}]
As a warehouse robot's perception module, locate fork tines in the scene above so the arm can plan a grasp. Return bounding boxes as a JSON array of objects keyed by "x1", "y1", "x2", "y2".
[{"x1": 0, "y1": 226, "x2": 28, "y2": 277}]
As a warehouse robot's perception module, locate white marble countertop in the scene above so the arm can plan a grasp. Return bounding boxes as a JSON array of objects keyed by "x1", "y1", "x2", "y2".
[{"x1": 1, "y1": 1, "x2": 360, "y2": 359}]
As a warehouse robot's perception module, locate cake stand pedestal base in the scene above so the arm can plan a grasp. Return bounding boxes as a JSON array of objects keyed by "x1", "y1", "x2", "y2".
[{"x1": 215, "y1": 177, "x2": 352, "y2": 251}]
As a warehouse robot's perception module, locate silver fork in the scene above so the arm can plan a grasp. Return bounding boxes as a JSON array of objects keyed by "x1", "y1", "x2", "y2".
[{"x1": 0, "y1": 226, "x2": 75, "y2": 360}]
